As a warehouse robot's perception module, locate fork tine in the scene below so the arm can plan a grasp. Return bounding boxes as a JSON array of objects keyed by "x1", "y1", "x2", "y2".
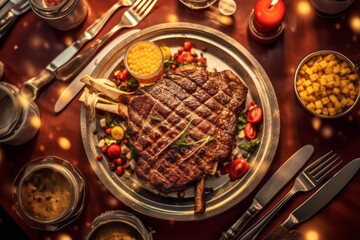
[
  {"x1": 310, "y1": 152, "x2": 337, "y2": 174},
  {"x1": 139, "y1": 0, "x2": 157, "y2": 17},
  {"x1": 314, "y1": 157, "x2": 342, "y2": 182},
  {"x1": 131, "y1": 0, "x2": 143, "y2": 9},
  {"x1": 135, "y1": 0, "x2": 148, "y2": 11},
  {"x1": 306, "y1": 150, "x2": 333, "y2": 172}
]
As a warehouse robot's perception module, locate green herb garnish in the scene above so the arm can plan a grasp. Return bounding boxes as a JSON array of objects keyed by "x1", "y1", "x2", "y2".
[
  {"x1": 237, "y1": 113, "x2": 247, "y2": 131},
  {"x1": 239, "y1": 139, "x2": 260, "y2": 153},
  {"x1": 173, "y1": 118, "x2": 213, "y2": 148},
  {"x1": 127, "y1": 77, "x2": 139, "y2": 87},
  {"x1": 151, "y1": 115, "x2": 163, "y2": 122}
]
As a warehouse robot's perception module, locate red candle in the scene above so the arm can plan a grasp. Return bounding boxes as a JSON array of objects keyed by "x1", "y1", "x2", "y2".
[{"x1": 253, "y1": 0, "x2": 286, "y2": 33}]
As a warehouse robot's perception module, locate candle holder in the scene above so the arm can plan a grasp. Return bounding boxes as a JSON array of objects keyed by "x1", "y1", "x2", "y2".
[
  {"x1": 248, "y1": 0, "x2": 286, "y2": 44},
  {"x1": 248, "y1": 9, "x2": 284, "y2": 44}
]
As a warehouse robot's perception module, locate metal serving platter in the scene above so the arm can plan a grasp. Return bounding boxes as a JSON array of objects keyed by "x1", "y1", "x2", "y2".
[{"x1": 81, "y1": 23, "x2": 280, "y2": 221}]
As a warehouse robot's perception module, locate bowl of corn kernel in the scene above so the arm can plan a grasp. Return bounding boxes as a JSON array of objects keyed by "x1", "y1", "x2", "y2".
[
  {"x1": 294, "y1": 50, "x2": 359, "y2": 118},
  {"x1": 124, "y1": 41, "x2": 164, "y2": 85}
]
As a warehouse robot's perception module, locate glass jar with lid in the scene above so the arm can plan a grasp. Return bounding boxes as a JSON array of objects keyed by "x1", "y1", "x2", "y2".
[{"x1": 29, "y1": 0, "x2": 88, "y2": 30}]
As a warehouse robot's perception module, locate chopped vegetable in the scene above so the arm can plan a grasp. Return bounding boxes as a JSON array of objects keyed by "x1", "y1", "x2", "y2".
[
  {"x1": 247, "y1": 105, "x2": 263, "y2": 124},
  {"x1": 237, "y1": 113, "x2": 247, "y2": 131},
  {"x1": 244, "y1": 122, "x2": 257, "y2": 140},
  {"x1": 239, "y1": 139, "x2": 260, "y2": 153},
  {"x1": 111, "y1": 126, "x2": 125, "y2": 140}
]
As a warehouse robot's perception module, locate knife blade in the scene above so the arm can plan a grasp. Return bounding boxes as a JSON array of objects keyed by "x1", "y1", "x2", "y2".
[
  {"x1": 262, "y1": 158, "x2": 360, "y2": 240},
  {"x1": 20, "y1": 2, "x2": 129, "y2": 100},
  {"x1": 219, "y1": 144, "x2": 314, "y2": 240},
  {"x1": 54, "y1": 29, "x2": 140, "y2": 113}
]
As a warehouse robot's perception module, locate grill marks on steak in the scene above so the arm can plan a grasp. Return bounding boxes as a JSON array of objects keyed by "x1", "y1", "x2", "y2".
[{"x1": 126, "y1": 65, "x2": 248, "y2": 193}]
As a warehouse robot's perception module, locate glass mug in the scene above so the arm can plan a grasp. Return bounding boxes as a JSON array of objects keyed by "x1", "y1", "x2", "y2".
[
  {"x1": 308, "y1": 0, "x2": 354, "y2": 16},
  {"x1": 0, "y1": 82, "x2": 40, "y2": 145},
  {"x1": 29, "y1": 0, "x2": 88, "y2": 30},
  {"x1": 179, "y1": 0, "x2": 218, "y2": 9}
]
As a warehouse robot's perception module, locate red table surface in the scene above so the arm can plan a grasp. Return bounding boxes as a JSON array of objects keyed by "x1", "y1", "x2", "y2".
[{"x1": 0, "y1": 0, "x2": 359, "y2": 239}]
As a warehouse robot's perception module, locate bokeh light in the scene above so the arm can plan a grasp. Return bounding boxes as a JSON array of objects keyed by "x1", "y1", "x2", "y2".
[
  {"x1": 297, "y1": 1, "x2": 312, "y2": 16},
  {"x1": 166, "y1": 14, "x2": 178, "y2": 23},
  {"x1": 350, "y1": 16, "x2": 360, "y2": 34},
  {"x1": 57, "y1": 233, "x2": 72, "y2": 240},
  {"x1": 305, "y1": 230, "x2": 319, "y2": 240},
  {"x1": 58, "y1": 137, "x2": 71, "y2": 150}
]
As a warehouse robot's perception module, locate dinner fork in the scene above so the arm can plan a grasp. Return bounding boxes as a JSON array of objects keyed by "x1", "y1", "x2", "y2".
[
  {"x1": 238, "y1": 151, "x2": 341, "y2": 240},
  {"x1": 55, "y1": 0, "x2": 157, "y2": 82}
]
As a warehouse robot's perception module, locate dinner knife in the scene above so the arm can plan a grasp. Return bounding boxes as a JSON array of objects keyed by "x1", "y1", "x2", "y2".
[
  {"x1": 20, "y1": 2, "x2": 129, "y2": 100},
  {"x1": 53, "y1": 29, "x2": 139, "y2": 113},
  {"x1": 261, "y1": 158, "x2": 360, "y2": 240},
  {"x1": 219, "y1": 144, "x2": 314, "y2": 240}
]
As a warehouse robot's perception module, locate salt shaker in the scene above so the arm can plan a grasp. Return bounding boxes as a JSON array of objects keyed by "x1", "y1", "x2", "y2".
[{"x1": 29, "y1": 0, "x2": 88, "y2": 30}]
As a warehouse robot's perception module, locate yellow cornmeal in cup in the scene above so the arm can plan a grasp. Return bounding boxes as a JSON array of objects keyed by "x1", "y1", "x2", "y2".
[
  {"x1": 20, "y1": 168, "x2": 72, "y2": 221},
  {"x1": 127, "y1": 42, "x2": 163, "y2": 77}
]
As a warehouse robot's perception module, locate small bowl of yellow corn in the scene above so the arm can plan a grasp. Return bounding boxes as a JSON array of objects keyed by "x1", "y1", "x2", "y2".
[
  {"x1": 294, "y1": 50, "x2": 359, "y2": 118},
  {"x1": 124, "y1": 41, "x2": 164, "y2": 85}
]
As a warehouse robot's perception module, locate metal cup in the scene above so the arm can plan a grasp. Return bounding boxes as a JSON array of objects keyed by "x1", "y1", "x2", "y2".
[
  {"x1": 29, "y1": 0, "x2": 88, "y2": 30},
  {"x1": 0, "y1": 82, "x2": 40, "y2": 145},
  {"x1": 179, "y1": 0, "x2": 217, "y2": 9}
]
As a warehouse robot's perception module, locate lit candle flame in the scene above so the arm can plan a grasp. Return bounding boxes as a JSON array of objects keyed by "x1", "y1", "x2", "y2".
[{"x1": 270, "y1": 0, "x2": 279, "y2": 8}]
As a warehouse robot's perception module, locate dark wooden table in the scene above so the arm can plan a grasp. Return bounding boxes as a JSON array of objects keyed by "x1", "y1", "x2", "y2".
[{"x1": 1, "y1": 0, "x2": 359, "y2": 239}]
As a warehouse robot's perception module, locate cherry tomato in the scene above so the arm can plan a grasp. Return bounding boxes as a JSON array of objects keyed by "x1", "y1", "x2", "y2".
[
  {"x1": 105, "y1": 128, "x2": 112, "y2": 135},
  {"x1": 198, "y1": 57, "x2": 207, "y2": 65},
  {"x1": 96, "y1": 154, "x2": 103, "y2": 161},
  {"x1": 244, "y1": 123, "x2": 257, "y2": 140},
  {"x1": 113, "y1": 157, "x2": 124, "y2": 166},
  {"x1": 246, "y1": 106, "x2": 263, "y2": 124},
  {"x1": 220, "y1": 163, "x2": 231, "y2": 175},
  {"x1": 101, "y1": 146, "x2": 108, "y2": 153},
  {"x1": 115, "y1": 166, "x2": 125, "y2": 176},
  {"x1": 178, "y1": 46, "x2": 184, "y2": 54},
  {"x1": 122, "y1": 139, "x2": 130, "y2": 146},
  {"x1": 177, "y1": 52, "x2": 195, "y2": 63},
  {"x1": 229, "y1": 158, "x2": 249, "y2": 181},
  {"x1": 247, "y1": 101, "x2": 256, "y2": 110},
  {"x1": 184, "y1": 41, "x2": 194, "y2": 51},
  {"x1": 107, "y1": 144, "x2": 122, "y2": 159}
]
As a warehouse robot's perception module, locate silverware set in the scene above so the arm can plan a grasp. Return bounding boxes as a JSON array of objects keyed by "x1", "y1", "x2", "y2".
[
  {"x1": 0, "y1": 0, "x2": 30, "y2": 42},
  {"x1": 21, "y1": 0, "x2": 142, "y2": 100},
  {"x1": 220, "y1": 146, "x2": 360, "y2": 240}
]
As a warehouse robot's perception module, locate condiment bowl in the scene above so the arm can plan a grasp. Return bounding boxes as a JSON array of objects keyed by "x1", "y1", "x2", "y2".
[
  {"x1": 12, "y1": 156, "x2": 86, "y2": 231},
  {"x1": 124, "y1": 41, "x2": 164, "y2": 85},
  {"x1": 84, "y1": 210, "x2": 152, "y2": 240},
  {"x1": 294, "y1": 50, "x2": 359, "y2": 119}
]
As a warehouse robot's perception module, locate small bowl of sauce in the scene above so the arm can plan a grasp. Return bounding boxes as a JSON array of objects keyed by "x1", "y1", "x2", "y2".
[
  {"x1": 124, "y1": 41, "x2": 164, "y2": 85},
  {"x1": 84, "y1": 210, "x2": 152, "y2": 240},
  {"x1": 13, "y1": 156, "x2": 86, "y2": 230}
]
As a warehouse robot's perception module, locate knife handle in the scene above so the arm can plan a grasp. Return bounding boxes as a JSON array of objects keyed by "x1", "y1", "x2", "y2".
[
  {"x1": 0, "y1": 11, "x2": 16, "y2": 42},
  {"x1": 21, "y1": 69, "x2": 54, "y2": 100},
  {"x1": 238, "y1": 190, "x2": 294, "y2": 240},
  {"x1": 219, "y1": 202, "x2": 261, "y2": 240}
]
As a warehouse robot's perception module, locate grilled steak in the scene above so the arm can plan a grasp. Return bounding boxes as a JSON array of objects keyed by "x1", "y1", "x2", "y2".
[{"x1": 122, "y1": 65, "x2": 248, "y2": 197}]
